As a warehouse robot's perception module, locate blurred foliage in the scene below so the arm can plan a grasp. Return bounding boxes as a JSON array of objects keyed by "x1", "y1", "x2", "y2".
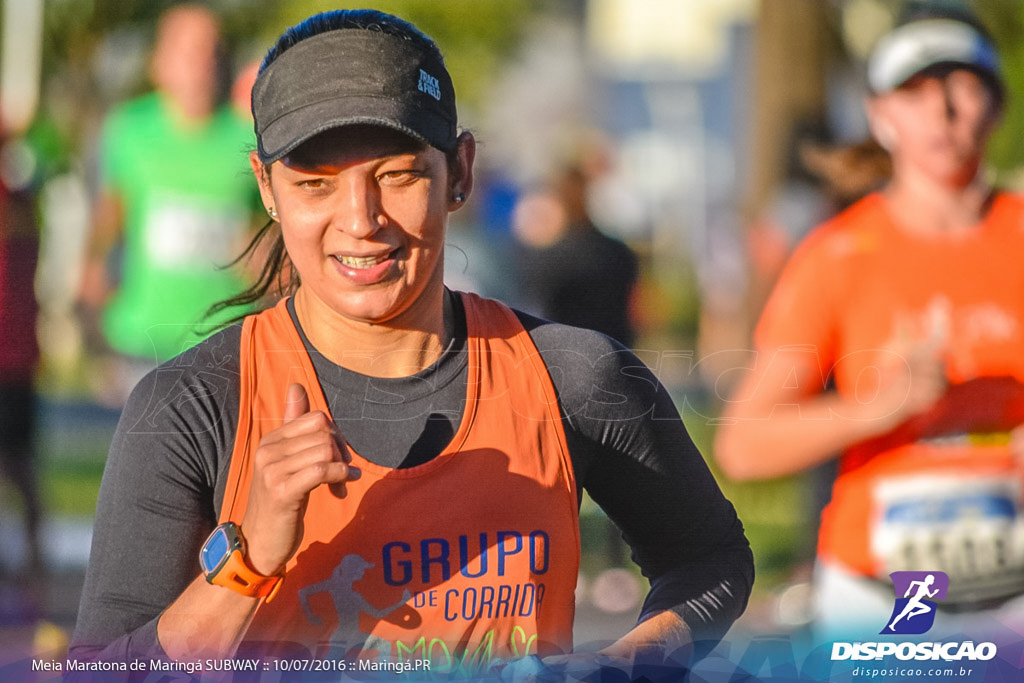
[
  {"x1": 971, "y1": 0, "x2": 1024, "y2": 178},
  {"x1": 37, "y1": 0, "x2": 542, "y2": 128},
  {"x1": 41, "y1": 458, "x2": 105, "y2": 517},
  {"x1": 270, "y1": 0, "x2": 544, "y2": 112},
  {"x1": 685, "y1": 406, "x2": 809, "y2": 591}
]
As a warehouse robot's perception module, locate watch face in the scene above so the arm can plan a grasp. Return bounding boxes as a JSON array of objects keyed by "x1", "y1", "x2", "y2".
[{"x1": 200, "y1": 526, "x2": 231, "y2": 574}]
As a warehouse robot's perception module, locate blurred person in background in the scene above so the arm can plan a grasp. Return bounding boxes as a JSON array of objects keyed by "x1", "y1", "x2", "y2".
[
  {"x1": 740, "y1": 127, "x2": 895, "y2": 592},
  {"x1": 511, "y1": 164, "x2": 640, "y2": 593},
  {"x1": 69, "y1": 9, "x2": 751, "y2": 677},
  {"x1": 77, "y1": 4, "x2": 258, "y2": 405},
  {"x1": 715, "y1": 5, "x2": 1024, "y2": 639},
  {"x1": 513, "y1": 164, "x2": 638, "y2": 348},
  {"x1": 0, "y1": 126, "x2": 44, "y2": 576}
]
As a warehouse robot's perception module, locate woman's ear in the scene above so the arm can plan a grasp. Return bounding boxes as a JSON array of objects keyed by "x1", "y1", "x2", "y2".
[
  {"x1": 249, "y1": 151, "x2": 276, "y2": 215},
  {"x1": 449, "y1": 131, "x2": 476, "y2": 210},
  {"x1": 866, "y1": 99, "x2": 897, "y2": 152}
]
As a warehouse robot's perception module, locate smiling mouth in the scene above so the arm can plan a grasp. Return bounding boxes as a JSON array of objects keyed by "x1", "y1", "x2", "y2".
[{"x1": 334, "y1": 252, "x2": 392, "y2": 269}]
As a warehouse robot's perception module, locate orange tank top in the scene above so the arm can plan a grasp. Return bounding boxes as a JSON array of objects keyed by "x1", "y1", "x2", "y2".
[{"x1": 219, "y1": 293, "x2": 580, "y2": 675}]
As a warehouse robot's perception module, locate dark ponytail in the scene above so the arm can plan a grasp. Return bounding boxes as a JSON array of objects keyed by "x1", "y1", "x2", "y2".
[{"x1": 205, "y1": 202, "x2": 296, "y2": 322}]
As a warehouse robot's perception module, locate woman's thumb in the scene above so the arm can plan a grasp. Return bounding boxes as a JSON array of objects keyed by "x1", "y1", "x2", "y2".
[{"x1": 283, "y1": 383, "x2": 310, "y2": 422}]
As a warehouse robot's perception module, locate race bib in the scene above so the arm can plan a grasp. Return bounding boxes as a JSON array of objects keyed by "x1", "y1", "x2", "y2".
[
  {"x1": 871, "y1": 468, "x2": 1024, "y2": 605},
  {"x1": 142, "y1": 198, "x2": 248, "y2": 269}
]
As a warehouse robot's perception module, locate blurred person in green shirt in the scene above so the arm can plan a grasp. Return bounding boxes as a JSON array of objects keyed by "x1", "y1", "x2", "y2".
[{"x1": 78, "y1": 4, "x2": 258, "y2": 404}]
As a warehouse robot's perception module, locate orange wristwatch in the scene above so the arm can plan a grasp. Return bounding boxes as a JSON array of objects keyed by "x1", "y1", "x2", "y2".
[{"x1": 199, "y1": 522, "x2": 282, "y2": 601}]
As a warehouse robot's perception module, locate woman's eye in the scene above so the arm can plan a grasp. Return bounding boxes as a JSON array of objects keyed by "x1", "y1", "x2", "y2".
[
  {"x1": 298, "y1": 178, "x2": 327, "y2": 190},
  {"x1": 378, "y1": 169, "x2": 420, "y2": 184}
]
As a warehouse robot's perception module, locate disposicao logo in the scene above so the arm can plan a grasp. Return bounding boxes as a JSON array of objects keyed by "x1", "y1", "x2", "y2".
[
  {"x1": 883, "y1": 570, "x2": 948, "y2": 635},
  {"x1": 830, "y1": 570, "x2": 998, "y2": 664}
]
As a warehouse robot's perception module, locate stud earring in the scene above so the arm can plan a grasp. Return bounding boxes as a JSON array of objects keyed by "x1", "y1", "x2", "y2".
[
  {"x1": 453, "y1": 193, "x2": 465, "y2": 204},
  {"x1": 267, "y1": 206, "x2": 278, "y2": 220}
]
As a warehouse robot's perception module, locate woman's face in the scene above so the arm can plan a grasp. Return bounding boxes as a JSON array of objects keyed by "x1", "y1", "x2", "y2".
[
  {"x1": 254, "y1": 126, "x2": 469, "y2": 325},
  {"x1": 868, "y1": 67, "x2": 1000, "y2": 187}
]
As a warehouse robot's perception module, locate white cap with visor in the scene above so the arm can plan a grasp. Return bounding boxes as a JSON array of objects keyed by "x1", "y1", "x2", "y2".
[{"x1": 867, "y1": 17, "x2": 1001, "y2": 94}]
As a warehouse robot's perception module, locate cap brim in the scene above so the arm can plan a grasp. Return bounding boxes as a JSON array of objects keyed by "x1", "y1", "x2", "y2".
[{"x1": 257, "y1": 96, "x2": 455, "y2": 164}]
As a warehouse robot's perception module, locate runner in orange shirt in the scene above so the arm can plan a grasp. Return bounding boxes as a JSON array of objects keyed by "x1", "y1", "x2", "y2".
[
  {"x1": 716, "y1": 6, "x2": 1024, "y2": 639},
  {"x1": 69, "y1": 8, "x2": 752, "y2": 678}
]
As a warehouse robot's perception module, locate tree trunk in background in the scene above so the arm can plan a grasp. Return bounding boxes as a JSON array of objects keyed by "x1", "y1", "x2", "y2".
[
  {"x1": 747, "y1": 0, "x2": 833, "y2": 218},
  {"x1": 697, "y1": 0, "x2": 837, "y2": 396}
]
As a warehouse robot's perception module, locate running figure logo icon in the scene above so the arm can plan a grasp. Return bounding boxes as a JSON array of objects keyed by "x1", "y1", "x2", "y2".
[{"x1": 882, "y1": 571, "x2": 949, "y2": 635}]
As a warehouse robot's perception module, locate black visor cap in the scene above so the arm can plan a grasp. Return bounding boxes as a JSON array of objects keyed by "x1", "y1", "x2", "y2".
[{"x1": 252, "y1": 30, "x2": 458, "y2": 164}]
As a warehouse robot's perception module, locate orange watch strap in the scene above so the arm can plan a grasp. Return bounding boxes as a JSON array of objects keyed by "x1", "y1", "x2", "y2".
[{"x1": 209, "y1": 549, "x2": 283, "y2": 601}]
